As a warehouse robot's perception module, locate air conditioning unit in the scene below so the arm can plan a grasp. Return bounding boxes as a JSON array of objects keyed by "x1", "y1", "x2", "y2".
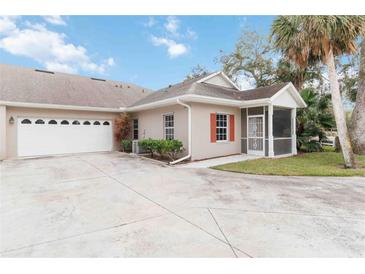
[{"x1": 132, "y1": 140, "x2": 139, "y2": 154}]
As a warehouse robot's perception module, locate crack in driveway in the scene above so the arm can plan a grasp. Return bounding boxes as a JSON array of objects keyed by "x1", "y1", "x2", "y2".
[
  {"x1": 0, "y1": 213, "x2": 169, "y2": 255},
  {"x1": 78, "y1": 157, "x2": 251, "y2": 257}
]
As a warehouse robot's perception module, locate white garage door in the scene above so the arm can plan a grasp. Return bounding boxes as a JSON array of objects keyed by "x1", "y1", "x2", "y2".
[{"x1": 17, "y1": 117, "x2": 113, "y2": 157}]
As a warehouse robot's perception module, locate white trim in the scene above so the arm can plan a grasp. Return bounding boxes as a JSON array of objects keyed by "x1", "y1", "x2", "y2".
[
  {"x1": 163, "y1": 113, "x2": 174, "y2": 140},
  {"x1": 246, "y1": 114, "x2": 263, "y2": 118},
  {"x1": 291, "y1": 108, "x2": 297, "y2": 155},
  {"x1": 1, "y1": 81, "x2": 306, "y2": 114},
  {"x1": 273, "y1": 137, "x2": 292, "y2": 140},
  {"x1": 246, "y1": 108, "x2": 248, "y2": 154},
  {"x1": 268, "y1": 104, "x2": 274, "y2": 157},
  {"x1": 263, "y1": 106, "x2": 266, "y2": 156},
  {"x1": 215, "y1": 113, "x2": 229, "y2": 142},
  {"x1": 127, "y1": 94, "x2": 243, "y2": 111},
  {"x1": 169, "y1": 98, "x2": 191, "y2": 165},
  {"x1": 197, "y1": 71, "x2": 240, "y2": 91},
  {"x1": 1, "y1": 82, "x2": 305, "y2": 113},
  {"x1": 132, "y1": 118, "x2": 139, "y2": 140},
  {"x1": 270, "y1": 83, "x2": 307, "y2": 108},
  {"x1": 270, "y1": 153, "x2": 295, "y2": 158},
  {"x1": 196, "y1": 71, "x2": 221, "y2": 83},
  {"x1": 0, "y1": 100, "x2": 126, "y2": 113},
  {"x1": 247, "y1": 114, "x2": 265, "y2": 156}
]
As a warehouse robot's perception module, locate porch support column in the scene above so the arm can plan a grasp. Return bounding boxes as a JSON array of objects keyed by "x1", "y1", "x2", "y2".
[
  {"x1": 268, "y1": 104, "x2": 274, "y2": 157},
  {"x1": 291, "y1": 108, "x2": 297, "y2": 155}
]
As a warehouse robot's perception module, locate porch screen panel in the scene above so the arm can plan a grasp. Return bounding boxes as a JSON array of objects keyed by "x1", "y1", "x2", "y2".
[
  {"x1": 273, "y1": 109, "x2": 291, "y2": 138},
  {"x1": 274, "y1": 139, "x2": 292, "y2": 155}
]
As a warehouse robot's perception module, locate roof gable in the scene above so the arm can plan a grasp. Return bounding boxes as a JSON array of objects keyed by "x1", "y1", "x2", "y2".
[
  {"x1": 270, "y1": 83, "x2": 307, "y2": 108},
  {"x1": 199, "y1": 74, "x2": 234, "y2": 88},
  {"x1": 197, "y1": 72, "x2": 239, "y2": 90}
]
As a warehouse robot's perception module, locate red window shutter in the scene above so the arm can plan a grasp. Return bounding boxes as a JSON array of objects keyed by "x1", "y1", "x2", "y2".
[
  {"x1": 210, "y1": 113, "x2": 216, "y2": 143},
  {"x1": 229, "y1": 114, "x2": 235, "y2": 142}
]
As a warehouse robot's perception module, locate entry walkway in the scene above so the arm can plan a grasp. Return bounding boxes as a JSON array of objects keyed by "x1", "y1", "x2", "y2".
[{"x1": 176, "y1": 154, "x2": 261, "y2": 168}]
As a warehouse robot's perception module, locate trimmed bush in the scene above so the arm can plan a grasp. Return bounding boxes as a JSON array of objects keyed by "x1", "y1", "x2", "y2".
[
  {"x1": 121, "y1": 139, "x2": 132, "y2": 152},
  {"x1": 138, "y1": 139, "x2": 184, "y2": 161},
  {"x1": 164, "y1": 140, "x2": 184, "y2": 161}
]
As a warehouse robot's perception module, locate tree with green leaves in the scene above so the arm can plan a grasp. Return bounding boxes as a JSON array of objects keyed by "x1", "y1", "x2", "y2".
[
  {"x1": 185, "y1": 64, "x2": 209, "y2": 80},
  {"x1": 271, "y1": 16, "x2": 365, "y2": 168},
  {"x1": 275, "y1": 58, "x2": 324, "y2": 91},
  {"x1": 297, "y1": 88, "x2": 335, "y2": 152},
  {"x1": 219, "y1": 28, "x2": 323, "y2": 91},
  {"x1": 219, "y1": 29, "x2": 276, "y2": 88}
]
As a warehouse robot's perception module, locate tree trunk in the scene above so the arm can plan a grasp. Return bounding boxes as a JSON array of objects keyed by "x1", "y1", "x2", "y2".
[
  {"x1": 326, "y1": 48, "x2": 356, "y2": 168},
  {"x1": 350, "y1": 39, "x2": 365, "y2": 155}
]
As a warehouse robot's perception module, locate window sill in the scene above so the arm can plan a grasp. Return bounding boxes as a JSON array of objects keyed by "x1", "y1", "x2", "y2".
[{"x1": 216, "y1": 140, "x2": 231, "y2": 144}]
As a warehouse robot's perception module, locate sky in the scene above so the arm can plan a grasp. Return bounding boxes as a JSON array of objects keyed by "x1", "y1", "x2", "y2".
[{"x1": 0, "y1": 15, "x2": 275, "y2": 90}]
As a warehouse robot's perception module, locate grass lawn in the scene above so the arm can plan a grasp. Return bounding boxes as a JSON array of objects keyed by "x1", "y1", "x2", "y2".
[{"x1": 212, "y1": 152, "x2": 365, "y2": 177}]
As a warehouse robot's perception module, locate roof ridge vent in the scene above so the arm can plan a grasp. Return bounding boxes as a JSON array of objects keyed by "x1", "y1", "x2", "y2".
[
  {"x1": 35, "y1": 69, "x2": 54, "y2": 74},
  {"x1": 90, "y1": 77, "x2": 106, "y2": 81}
]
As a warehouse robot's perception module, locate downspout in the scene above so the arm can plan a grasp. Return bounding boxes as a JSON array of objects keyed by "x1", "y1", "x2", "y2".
[{"x1": 169, "y1": 98, "x2": 192, "y2": 165}]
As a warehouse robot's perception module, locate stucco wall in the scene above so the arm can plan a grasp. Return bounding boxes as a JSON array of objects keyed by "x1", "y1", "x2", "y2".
[
  {"x1": 190, "y1": 103, "x2": 241, "y2": 161},
  {"x1": 0, "y1": 106, "x2": 6, "y2": 160},
  {"x1": 132, "y1": 104, "x2": 189, "y2": 155},
  {"x1": 5, "y1": 107, "x2": 121, "y2": 159}
]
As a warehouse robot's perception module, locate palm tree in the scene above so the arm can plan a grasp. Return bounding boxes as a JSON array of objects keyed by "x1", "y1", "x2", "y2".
[
  {"x1": 275, "y1": 58, "x2": 323, "y2": 91},
  {"x1": 297, "y1": 88, "x2": 335, "y2": 152},
  {"x1": 271, "y1": 16, "x2": 365, "y2": 168},
  {"x1": 350, "y1": 39, "x2": 365, "y2": 155}
]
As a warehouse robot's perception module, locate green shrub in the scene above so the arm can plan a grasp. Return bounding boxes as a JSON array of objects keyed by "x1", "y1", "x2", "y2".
[
  {"x1": 322, "y1": 145, "x2": 336, "y2": 153},
  {"x1": 139, "y1": 138, "x2": 157, "y2": 157},
  {"x1": 121, "y1": 139, "x2": 132, "y2": 152},
  {"x1": 138, "y1": 139, "x2": 184, "y2": 160},
  {"x1": 164, "y1": 140, "x2": 183, "y2": 161},
  {"x1": 300, "y1": 139, "x2": 322, "y2": 152}
]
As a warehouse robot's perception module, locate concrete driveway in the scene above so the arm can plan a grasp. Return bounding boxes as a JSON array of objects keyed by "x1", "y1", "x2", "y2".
[{"x1": 1, "y1": 152, "x2": 364, "y2": 257}]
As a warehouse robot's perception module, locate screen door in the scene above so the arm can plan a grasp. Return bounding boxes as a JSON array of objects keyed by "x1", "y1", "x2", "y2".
[{"x1": 247, "y1": 116, "x2": 264, "y2": 156}]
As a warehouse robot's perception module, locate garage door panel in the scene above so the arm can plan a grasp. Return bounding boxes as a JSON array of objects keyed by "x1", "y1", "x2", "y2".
[{"x1": 17, "y1": 118, "x2": 113, "y2": 157}]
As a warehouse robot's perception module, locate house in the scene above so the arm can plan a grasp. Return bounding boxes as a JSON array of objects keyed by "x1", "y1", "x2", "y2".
[{"x1": 0, "y1": 63, "x2": 307, "y2": 161}]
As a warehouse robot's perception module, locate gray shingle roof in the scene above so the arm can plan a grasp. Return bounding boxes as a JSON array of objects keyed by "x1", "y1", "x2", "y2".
[
  {"x1": 0, "y1": 63, "x2": 151, "y2": 109},
  {"x1": 131, "y1": 75, "x2": 289, "y2": 106},
  {"x1": 1, "y1": 64, "x2": 290, "y2": 109}
]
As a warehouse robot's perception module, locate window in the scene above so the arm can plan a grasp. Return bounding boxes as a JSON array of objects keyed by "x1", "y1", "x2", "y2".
[
  {"x1": 21, "y1": 119, "x2": 31, "y2": 124},
  {"x1": 48, "y1": 120, "x2": 57, "y2": 124},
  {"x1": 83, "y1": 121, "x2": 91, "y2": 125},
  {"x1": 93, "y1": 121, "x2": 101, "y2": 125},
  {"x1": 35, "y1": 119, "x2": 45, "y2": 124},
  {"x1": 103, "y1": 121, "x2": 110, "y2": 126},
  {"x1": 60, "y1": 120, "x2": 69, "y2": 125},
  {"x1": 72, "y1": 120, "x2": 80, "y2": 125},
  {"x1": 216, "y1": 114, "x2": 228, "y2": 141},
  {"x1": 133, "y1": 119, "x2": 138, "y2": 140},
  {"x1": 163, "y1": 114, "x2": 174, "y2": 140}
]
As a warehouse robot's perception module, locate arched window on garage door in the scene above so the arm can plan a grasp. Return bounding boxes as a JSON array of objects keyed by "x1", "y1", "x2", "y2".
[
  {"x1": 83, "y1": 121, "x2": 91, "y2": 125},
  {"x1": 93, "y1": 121, "x2": 101, "y2": 125},
  {"x1": 48, "y1": 120, "x2": 57, "y2": 124},
  {"x1": 72, "y1": 120, "x2": 80, "y2": 125},
  {"x1": 103, "y1": 121, "x2": 110, "y2": 125},
  {"x1": 21, "y1": 119, "x2": 32, "y2": 124},
  {"x1": 61, "y1": 120, "x2": 69, "y2": 125},
  {"x1": 35, "y1": 119, "x2": 45, "y2": 124}
]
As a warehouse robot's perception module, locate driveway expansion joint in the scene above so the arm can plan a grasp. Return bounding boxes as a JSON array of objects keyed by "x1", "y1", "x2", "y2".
[
  {"x1": 78, "y1": 157, "x2": 250, "y2": 256},
  {"x1": 200, "y1": 207, "x2": 365, "y2": 220},
  {"x1": 0, "y1": 213, "x2": 169, "y2": 255},
  {"x1": 208, "y1": 208, "x2": 241, "y2": 258}
]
